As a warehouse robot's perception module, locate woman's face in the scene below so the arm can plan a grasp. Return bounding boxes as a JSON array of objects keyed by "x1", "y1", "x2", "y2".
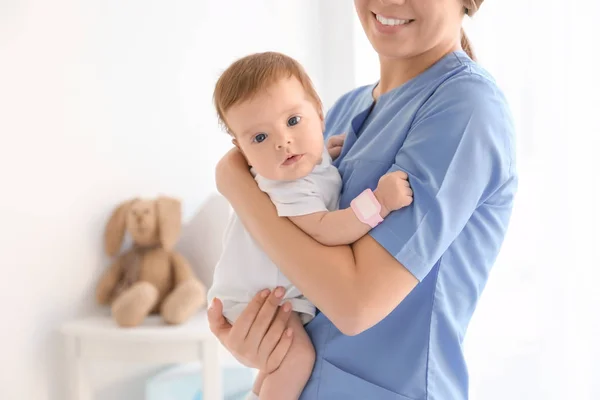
[{"x1": 354, "y1": 0, "x2": 465, "y2": 60}]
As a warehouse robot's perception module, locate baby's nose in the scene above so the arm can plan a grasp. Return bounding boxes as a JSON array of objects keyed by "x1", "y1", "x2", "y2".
[{"x1": 276, "y1": 139, "x2": 292, "y2": 149}]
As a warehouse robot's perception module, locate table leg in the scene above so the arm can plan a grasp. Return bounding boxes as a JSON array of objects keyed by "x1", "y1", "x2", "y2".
[
  {"x1": 201, "y1": 337, "x2": 222, "y2": 400},
  {"x1": 65, "y1": 336, "x2": 91, "y2": 400}
]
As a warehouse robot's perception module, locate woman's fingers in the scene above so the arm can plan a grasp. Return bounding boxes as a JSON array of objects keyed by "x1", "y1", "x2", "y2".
[
  {"x1": 207, "y1": 298, "x2": 232, "y2": 345},
  {"x1": 257, "y1": 301, "x2": 293, "y2": 371},
  {"x1": 265, "y1": 325, "x2": 294, "y2": 374},
  {"x1": 246, "y1": 287, "x2": 286, "y2": 350},
  {"x1": 207, "y1": 288, "x2": 293, "y2": 372},
  {"x1": 228, "y1": 289, "x2": 270, "y2": 346}
]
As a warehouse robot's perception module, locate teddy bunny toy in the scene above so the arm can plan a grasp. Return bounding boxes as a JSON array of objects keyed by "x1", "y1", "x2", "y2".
[{"x1": 95, "y1": 196, "x2": 207, "y2": 327}]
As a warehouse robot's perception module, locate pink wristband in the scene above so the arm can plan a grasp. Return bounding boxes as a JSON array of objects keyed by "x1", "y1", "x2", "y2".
[{"x1": 350, "y1": 188, "x2": 384, "y2": 228}]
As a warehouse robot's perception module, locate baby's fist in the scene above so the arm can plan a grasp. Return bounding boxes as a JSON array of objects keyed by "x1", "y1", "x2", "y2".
[
  {"x1": 375, "y1": 171, "x2": 413, "y2": 215},
  {"x1": 326, "y1": 133, "x2": 346, "y2": 160}
]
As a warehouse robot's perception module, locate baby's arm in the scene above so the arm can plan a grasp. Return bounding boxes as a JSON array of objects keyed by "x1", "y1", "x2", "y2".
[{"x1": 289, "y1": 171, "x2": 413, "y2": 246}]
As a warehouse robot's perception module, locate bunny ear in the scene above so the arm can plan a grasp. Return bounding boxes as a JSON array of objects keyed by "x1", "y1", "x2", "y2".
[
  {"x1": 104, "y1": 199, "x2": 137, "y2": 256},
  {"x1": 156, "y1": 196, "x2": 182, "y2": 251}
]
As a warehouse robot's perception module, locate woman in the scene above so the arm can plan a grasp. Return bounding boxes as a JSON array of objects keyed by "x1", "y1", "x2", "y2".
[{"x1": 209, "y1": 0, "x2": 517, "y2": 399}]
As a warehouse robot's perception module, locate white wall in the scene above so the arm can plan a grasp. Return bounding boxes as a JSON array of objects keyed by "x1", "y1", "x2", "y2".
[
  {"x1": 4, "y1": 1, "x2": 597, "y2": 399},
  {"x1": 0, "y1": 1, "x2": 325, "y2": 399},
  {"x1": 463, "y1": 2, "x2": 600, "y2": 399}
]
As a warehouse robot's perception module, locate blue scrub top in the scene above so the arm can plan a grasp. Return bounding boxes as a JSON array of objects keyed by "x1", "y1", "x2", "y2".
[{"x1": 300, "y1": 50, "x2": 518, "y2": 400}]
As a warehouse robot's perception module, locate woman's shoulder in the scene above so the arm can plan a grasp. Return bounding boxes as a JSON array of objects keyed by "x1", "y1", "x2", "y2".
[
  {"x1": 419, "y1": 53, "x2": 517, "y2": 175},
  {"x1": 429, "y1": 52, "x2": 510, "y2": 113},
  {"x1": 406, "y1": 52, "x2": 516, "y2": 154}
]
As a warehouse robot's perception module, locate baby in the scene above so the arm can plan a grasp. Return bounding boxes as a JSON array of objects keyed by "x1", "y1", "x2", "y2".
[{"x1": 207, "y1": 52, "x2": 413, "y2": 400}]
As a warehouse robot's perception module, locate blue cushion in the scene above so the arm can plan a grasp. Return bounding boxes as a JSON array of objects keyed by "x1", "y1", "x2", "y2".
[{"x1": 145, "y1": 361, "x2": 254, "y2": 400}]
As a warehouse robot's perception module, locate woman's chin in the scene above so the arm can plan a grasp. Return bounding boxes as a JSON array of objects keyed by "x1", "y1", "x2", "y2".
[{"x1": 371, "y1": 41, "x2": 417, "y2": 60}]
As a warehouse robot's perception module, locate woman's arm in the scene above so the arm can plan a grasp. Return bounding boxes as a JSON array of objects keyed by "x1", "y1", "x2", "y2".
[
  {"x1": 216, "y1": 149, "x2": 418, "y2": 336},
  {"x1": 216, "y1": 75, "x2": 512, "y2": 336}
]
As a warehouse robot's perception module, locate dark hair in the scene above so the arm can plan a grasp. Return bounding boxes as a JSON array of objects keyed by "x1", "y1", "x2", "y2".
[
  {"x1": 460, "y1": 28, "x2": 476, "y2": 60},
  {"x1": 461, "y1": 1, "x2": 484, "y2": 60}
]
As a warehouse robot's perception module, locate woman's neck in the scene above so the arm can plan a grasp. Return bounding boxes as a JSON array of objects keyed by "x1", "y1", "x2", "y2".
[{"x1": 373, "y1": 40, "x2": 461, "y2": 100}]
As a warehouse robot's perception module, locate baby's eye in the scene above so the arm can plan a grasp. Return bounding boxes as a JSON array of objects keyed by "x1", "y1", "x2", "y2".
[
  {"x1": 287, "y1": 116, "x2": 301, "y2": 127},
  {"x1": 253, "y1": 133, "x2": 267, "y2": 143}
]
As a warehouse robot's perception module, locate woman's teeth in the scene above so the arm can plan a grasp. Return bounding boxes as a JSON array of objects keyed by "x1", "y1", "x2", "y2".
[{"x1": 376, "y1": 14, "x2": 411, "y2": 26}]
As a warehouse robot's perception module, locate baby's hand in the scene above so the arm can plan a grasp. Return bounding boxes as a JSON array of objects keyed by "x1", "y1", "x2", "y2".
[
  {"x1": 375, "y1": 171, "x2": 413, "y2": 215},
  {"x1": 326, "y1": 133, "x2": 346, "y2": 160}
]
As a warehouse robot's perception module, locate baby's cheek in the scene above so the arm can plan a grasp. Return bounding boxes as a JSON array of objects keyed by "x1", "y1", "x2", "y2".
[
  {"x1": 252, "y1": 158, "x2": 281, "y2": 181},
  {"x1": 243, "y1": 147, "x2": 264, "y2": 166}
]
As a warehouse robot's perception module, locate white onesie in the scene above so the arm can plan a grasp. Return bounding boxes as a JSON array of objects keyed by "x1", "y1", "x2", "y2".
[{"x1": 207, "y1": 150, "x2": 342, "y2": 324}]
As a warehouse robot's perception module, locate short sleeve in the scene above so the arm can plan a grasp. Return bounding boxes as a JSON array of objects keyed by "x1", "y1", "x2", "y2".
[
  {"x1": 370, "y1": 74, "x2": 514, "y2": 281},
  {"x1": 256, "y1": 176, "x2": 329, "y2": 218}
]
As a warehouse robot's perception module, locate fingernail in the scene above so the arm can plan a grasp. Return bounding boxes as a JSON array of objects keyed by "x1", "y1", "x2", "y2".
[
  {"x1": 286, "y1": 328, "x2": 293, "y2": 337},
  {"x1": 208, "y1": 298, "x2": 215, "y2": 310},
  {"x1": 261, "y1": 289, "x2": 270, "y2": 298},
  {"x1": 283, "y1": 302, "x2": 291, "y2": 312},
  {"x1": 275, "y1": 287, "x2": 285, "y2": 298}
]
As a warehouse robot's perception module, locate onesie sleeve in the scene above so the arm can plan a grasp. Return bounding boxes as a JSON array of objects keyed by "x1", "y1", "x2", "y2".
[{"x1": 256, "y1": 175, "x2": 329, "y2": 218}]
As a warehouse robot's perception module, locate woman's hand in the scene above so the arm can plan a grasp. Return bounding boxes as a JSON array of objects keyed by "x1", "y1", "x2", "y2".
[
  {"x1": 215, "y1": 147, "x2": 250, "y2": 197},
  {"x1": 207, "y1": 287, "x2": 295, "y2": 374}
]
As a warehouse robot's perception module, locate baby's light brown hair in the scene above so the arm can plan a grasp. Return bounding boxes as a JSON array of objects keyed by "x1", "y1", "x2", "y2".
[{"x1": 213, "y1": 51, "x2": 323, "y2": 136}]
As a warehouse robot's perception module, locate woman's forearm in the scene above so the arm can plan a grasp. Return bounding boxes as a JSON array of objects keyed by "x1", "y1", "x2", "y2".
[
  {"x1": 216, "y1": 150, "x2": 417, "y2": 335},
  {"x1": 221, "y1": 167, "x2": 363, "y2": 327}
]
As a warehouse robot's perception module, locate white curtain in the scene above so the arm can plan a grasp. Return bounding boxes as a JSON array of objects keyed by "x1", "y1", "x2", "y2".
[{"x1": 349, "y1": 1, "x2": 600, "y2": 398}]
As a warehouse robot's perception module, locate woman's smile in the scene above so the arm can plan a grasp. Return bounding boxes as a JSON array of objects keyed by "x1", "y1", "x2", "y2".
[{"x1": 373, "y1": 12, "x2": 415, "y2": 34}]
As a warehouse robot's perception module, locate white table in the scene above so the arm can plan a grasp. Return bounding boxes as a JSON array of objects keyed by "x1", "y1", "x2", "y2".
[{"x1": 60, "y1": 310, "x2": 222, "y2": 400}]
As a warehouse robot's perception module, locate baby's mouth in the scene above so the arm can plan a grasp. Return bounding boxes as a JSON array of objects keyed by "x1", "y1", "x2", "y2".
[{"x1": 282, "y1": 154, "x2": 303, "y2": 166}]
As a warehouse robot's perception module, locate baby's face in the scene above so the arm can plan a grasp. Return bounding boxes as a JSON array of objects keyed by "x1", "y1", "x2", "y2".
[{"x1": 225, "y1": 77, "x2": 325, "y2": 181}]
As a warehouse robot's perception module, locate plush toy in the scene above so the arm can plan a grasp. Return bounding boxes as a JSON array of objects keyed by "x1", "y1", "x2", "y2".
[{"x1": 95, "y1": 196, "x2": 207, "y2": 327}]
